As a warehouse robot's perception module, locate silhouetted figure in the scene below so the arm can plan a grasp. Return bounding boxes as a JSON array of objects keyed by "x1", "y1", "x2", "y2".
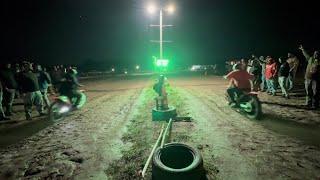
[
  {"x1": 287, "y1": 53, "x2": 300, "y2": 91},
  {"x1": 18, "y1": 62, "x2": 44, "y2": 120},
  {"x1": 278, "y1": 57, "x2": 290, "y2": 98},
  {"x1": 0, "y1": 63, "x2": 18, "y2": 116},
  {"x1": 299, "y1": 45, "x2": 320, "y2": 109}
]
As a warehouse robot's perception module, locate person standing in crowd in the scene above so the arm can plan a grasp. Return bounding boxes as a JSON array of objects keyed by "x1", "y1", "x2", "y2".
[
  {"x1": 259, "y1": 56, "x2": 267, "y2": 91},
  {"x1": 278, "y1": 57, "x2": 290, "y2": 98},
  {"x1": 241, "y1": 58, "x2": 249, "y2": 72},
  {"x1": 0, "y1": 80, "x2": 10, "y2": 121},
  {"x1": 14, "y1": 63, "x2": 21, "y2": 99},
  {"x1": 250, "y1": 55, "x2": 262, "y2": 91},
  {"x1": 0, "y1": 63, "x2": 18, "y2": 116},
  {"x1": 35, "y1": 65, "x2": 52, "y2": 109},
  {"x1": 299, "y1": 45, "x2": 320, "y2": 109},
  {"x1": 18, "y1": 62, "x2": 45, "y2": 120},
  {"x1": 265, "y1": 56, "x2": 278, "y2": 96},
  {"x1": 287, "y1": 53, "x2": 300, "y2": 91}
]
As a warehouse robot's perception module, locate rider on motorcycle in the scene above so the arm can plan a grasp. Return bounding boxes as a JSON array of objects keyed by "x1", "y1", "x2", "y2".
[
  {"x1": 224, "y1": 63, "x2": 254, "y2": 107},
  {"x1": 58, "y1": 68, "x2": 83, "y2": 109}
]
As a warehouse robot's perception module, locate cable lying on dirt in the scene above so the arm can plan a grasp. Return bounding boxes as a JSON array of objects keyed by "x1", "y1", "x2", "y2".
[
  {"x1": 161, "y1": 118, "x2": 173, "y2": 148},
  {"x1": 141, "y1": 123, "x2": 165, "y2": 178}
]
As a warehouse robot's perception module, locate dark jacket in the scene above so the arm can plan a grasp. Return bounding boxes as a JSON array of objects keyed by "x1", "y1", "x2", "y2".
[
  {"x1": 0, "y1": 69, "x2": 18, "y2": 89},
  {"x1": 18, "y1": 71, "x2": 40, "y2": 93},
  {"x1": 36, "y1": 71, "x2": 52, "y2": 91},
  {"x1": 278, "y1": 62, "x2": 290, "y2": 77}
]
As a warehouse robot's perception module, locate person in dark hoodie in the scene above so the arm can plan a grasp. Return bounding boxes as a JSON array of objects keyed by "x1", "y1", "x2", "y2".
[
  {"x1": 0, "y1": 63, "x2": 18, "y2": 116},
  {"x1": 18, "y1": 62, "x2": 45, "y2": 120},
  {"x1": 278, "y1": 57, "x2": 290, "y2": 99}
]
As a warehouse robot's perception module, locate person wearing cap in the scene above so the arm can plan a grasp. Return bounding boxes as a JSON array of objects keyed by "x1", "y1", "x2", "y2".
[
  {"x1": 18, "y1": 62, "x2": 45, "y2": 120},
  {"x1": 299, "y1": 45, "x2": 320, "y2": 109}
]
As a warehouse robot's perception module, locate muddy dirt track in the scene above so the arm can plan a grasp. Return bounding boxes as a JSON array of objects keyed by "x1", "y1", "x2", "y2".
[{"x1": 0, "y1": 75, "x2": 319, "y2": 179}]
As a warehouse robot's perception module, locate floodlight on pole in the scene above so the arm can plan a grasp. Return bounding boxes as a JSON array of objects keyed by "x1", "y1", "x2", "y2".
[
  {"x1": 147, "y1": 4, "x2": 157, "y2": 14},
  {"x1": 166, "y1": 4, "x2": 175, "y2": 14}
]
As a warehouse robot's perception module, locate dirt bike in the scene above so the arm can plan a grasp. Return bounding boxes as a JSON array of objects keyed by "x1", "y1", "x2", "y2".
[
  {"x1": 225, "y1": 90, "x2": 262, "y2": 120},
  {"x1": 48, "y1": 90, "x2": 86, "y2": 122}
]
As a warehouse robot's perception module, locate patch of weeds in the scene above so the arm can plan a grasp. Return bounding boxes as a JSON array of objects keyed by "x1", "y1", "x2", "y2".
[{"x1": 106, "y1": 88, "x2": 160, "y2": 179}]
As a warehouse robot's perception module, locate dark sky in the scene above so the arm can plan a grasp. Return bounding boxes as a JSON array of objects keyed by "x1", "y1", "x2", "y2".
[{"x1": 1, "y1": 0, "x2": 320, "y2": 68}]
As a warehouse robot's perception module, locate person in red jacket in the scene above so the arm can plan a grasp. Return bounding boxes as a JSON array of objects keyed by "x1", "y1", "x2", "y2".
[
  {"x1": 265, "y1": 56, "x2": 278, "y2": 96},
  {"x1": 224, "y1": 63, "x2": 254, "y2": 107}
]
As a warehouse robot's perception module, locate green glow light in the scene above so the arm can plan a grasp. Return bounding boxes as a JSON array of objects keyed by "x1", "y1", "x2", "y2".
[{"x1": 156, "y1": 59, "x2": 169, "y2": 67}]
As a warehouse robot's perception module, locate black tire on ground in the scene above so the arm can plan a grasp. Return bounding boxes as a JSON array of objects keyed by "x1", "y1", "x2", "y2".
[
  {"x1": 48, "y1": 101, "x2": 67, "y2": 122},
  {"x1": 152, "y1": 143, "x2": 205, "y2": 180},
  {"x1": 244, "y1": 96, "x2": 262, "y2": 120}
]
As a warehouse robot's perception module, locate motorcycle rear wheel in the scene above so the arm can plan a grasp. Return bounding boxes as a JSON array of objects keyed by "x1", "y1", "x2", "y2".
[{"x1": 241, "y1": 95, "x2": 262, "y2": 119}]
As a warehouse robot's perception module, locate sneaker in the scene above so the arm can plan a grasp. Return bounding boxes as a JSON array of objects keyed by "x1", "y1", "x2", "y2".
[{"x1": 26, "y1": 116, "x2": 32, "y2": 121}]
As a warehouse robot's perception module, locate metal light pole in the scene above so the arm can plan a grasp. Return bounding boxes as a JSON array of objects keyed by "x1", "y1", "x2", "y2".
[
  {"x1": 160, "y1": 9, "x2": 163, "y2": 59},
  {"x1": 148, "y1": 4, "x2": 174, "y2": 61}
]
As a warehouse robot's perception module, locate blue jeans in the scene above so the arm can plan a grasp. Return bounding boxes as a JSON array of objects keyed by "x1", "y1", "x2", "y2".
[
  {"x1": 266, "y1": 79, "x2": 276, "y2": 94},
  {"x1": 305, "y1": 79, "x2": 319, "y2": 107},
  {"x1": 261, "y1": 73, "x2": 267, "y2": 90}
]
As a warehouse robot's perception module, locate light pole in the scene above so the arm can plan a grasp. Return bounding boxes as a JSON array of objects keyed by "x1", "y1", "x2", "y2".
[{"x1": 147, "y1": 3, "x2": 174, "y2": 61}]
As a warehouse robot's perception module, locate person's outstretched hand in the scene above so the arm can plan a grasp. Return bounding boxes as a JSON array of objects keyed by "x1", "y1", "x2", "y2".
[{"x1": 299, "y1": 45, "x2": 304, "y2": 51}]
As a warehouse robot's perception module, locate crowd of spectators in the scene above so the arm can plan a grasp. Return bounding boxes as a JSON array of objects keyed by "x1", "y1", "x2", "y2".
[
  {"x1": 225, "y1": 45, "x2": 319, "y2": 109},
  {"x1": 0, "y1": 62, "x2": 78, "y2": 121}
]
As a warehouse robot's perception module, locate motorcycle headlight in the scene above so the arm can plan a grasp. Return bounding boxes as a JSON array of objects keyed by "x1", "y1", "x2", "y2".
[{"x1": 59, "y1": 106, "x2": 70, "y2": 114}]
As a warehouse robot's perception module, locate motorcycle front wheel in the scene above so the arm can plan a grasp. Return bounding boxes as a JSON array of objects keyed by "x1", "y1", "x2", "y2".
[{"x1": 49, "y1": 101, "x2": 69, "y2": 122}]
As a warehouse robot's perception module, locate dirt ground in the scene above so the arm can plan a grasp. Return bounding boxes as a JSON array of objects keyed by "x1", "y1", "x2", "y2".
[{"x1": 0, "y1": 74, "x2": 319, "y2": 179}]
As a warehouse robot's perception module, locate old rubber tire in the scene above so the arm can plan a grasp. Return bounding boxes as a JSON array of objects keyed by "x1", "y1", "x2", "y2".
[{"x1": 152, "y1": 143, "x2": 205, "y2": 180}]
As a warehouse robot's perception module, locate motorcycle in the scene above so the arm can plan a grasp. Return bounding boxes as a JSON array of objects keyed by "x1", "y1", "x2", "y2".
[
  {"x1": 226, "y1": 90, "x2": 262, "y2": 120},
  {"x1": 48, "y1": 90, "x2": 87, "y2": 122}
]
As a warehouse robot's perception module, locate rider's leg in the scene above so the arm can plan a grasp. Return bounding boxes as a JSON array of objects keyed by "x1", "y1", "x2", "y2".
[
  {"x1": 227, "y1": 87, "x2": 239, "y2": 103},
  {"x1": 72, "y1": 91, "x2": 83, "y2": 108}
]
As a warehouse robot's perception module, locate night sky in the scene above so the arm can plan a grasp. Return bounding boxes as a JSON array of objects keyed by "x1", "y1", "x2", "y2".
[{"x1": 1, "y1": 0, "x2": 320, "y2": 68}]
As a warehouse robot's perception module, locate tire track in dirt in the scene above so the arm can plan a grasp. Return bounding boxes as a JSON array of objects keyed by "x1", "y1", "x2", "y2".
[
  {"x1": 181, "y1": 86, "x2": 320, "y2": 179},
  {"x1": 0, "y1": 88, "x2": 144, "y2": 179}
]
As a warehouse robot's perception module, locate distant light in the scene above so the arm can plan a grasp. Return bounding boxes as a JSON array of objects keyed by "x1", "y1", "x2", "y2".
[
  {"x1": 147, "y1": 4, "x2": 157, "y2": 14},
  {"x1": 124, "y1": 71, "x2": 128, "y2": 74},
  {"x1": 166, "y1": 4, "x2": 175, "y2": 14},
  {"x1": 156, "y1": 59, "x2": 169, "y2": 67},
  {"x1": 136, "y1": 65, "x2": 140, "y2": 70},
  {"x1": 111, "y1": 68, "x2": 115, "y2": 72}
]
